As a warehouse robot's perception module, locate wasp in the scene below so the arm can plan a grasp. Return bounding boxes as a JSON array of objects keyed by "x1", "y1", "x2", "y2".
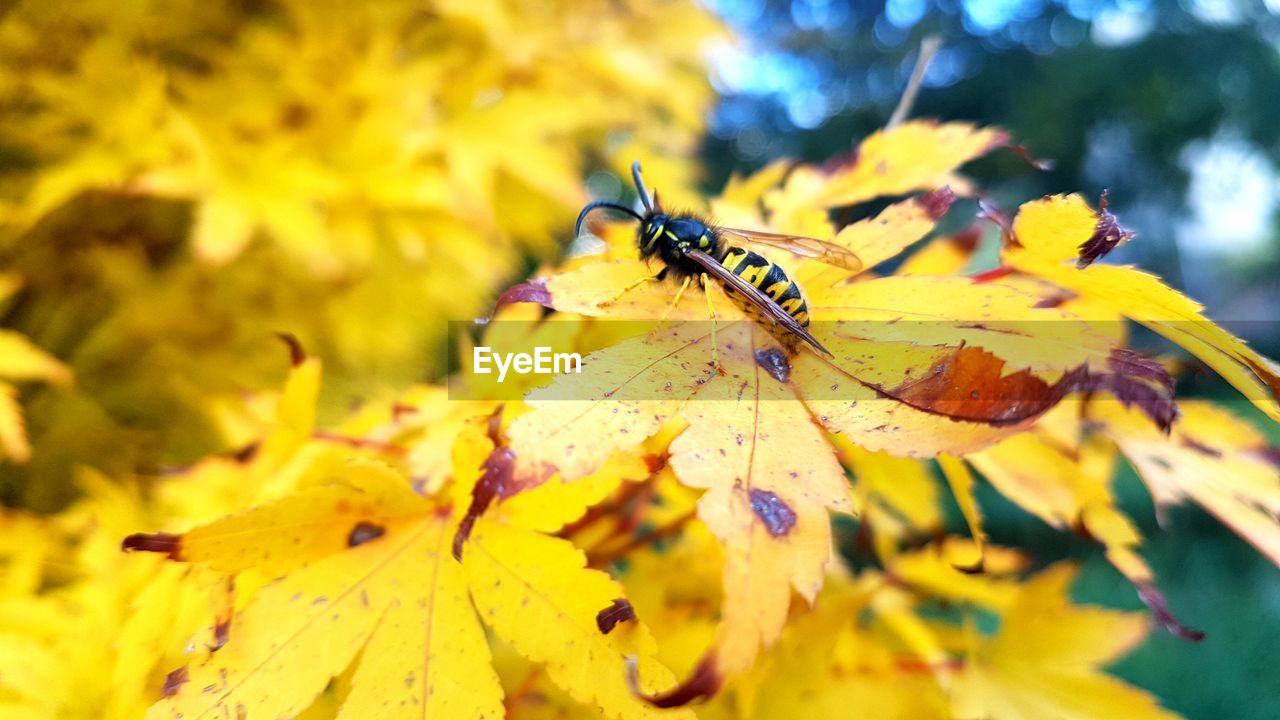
[{"x1": 575, "y1": 162, "x2": 861, "y2": 357}]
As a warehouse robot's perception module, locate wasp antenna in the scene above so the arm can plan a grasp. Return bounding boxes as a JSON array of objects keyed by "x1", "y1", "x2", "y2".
[
  {"x1": 631, "y1": 161, "x2": 653, "y2": 212},
  {"x1": 575, "y1": 201, "x2": 644, "y2": 237}
]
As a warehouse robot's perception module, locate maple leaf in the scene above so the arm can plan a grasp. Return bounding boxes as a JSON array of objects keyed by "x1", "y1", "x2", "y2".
[
  {"x1": 665, "y1": 326, "x2": 853, "y2": 676},
  {"x1": 732, "y1": 579, "x2": 951, "y2": 720},
  {"x1": 952, "y1": 564, "x2": 1181, "y2": 720},
  {"x1": 769, "y1": 121, "x2": 1007, "y2": 213},
  {"x1": 497, "y1": 141, "x2": 1189, "y2": 695},
  {"x1": 1002, "y1": 193, "x2": 1280, "y2": 422},
  {"x1": 127, "y1": 426, "x2": 686, "y2": 720},
  {"x1": 501, "y1": 314, "x2": 1173, "y2": 696},
  {"x1": 1088, "y1": 399, "x2": 1280, "y2": 569},
  {"x1": 962, "y1": 399, "x2": 1205, "y2": 640}
]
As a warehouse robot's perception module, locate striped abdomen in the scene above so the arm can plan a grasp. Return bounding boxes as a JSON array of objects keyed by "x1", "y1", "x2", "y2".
[{"x1": 718, "y1": 246, "x2": 811, "y2": 326}]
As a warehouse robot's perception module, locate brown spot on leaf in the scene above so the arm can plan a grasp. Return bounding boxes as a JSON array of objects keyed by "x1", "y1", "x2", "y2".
[
  {"x1": 1137, "y1": 583, "x2": 1204, "y2": 641},
  {"x1": 595, "y1": 598, "x2": 636, "y2": 634},
  {"x1": 1033, "y1": 294, "x2": 1071, "y2": 309},
  {"x1": 1063, "y1": 364, "x2": 1179, "y2": 433},
  {"x1": 749, "y1": 489, "x2": 797, "y2": 537},
  {"x1": 494, "y1": 280, "x2": 552, "y2": 314},
  {"x1": 121, "y1": 532, "x2": 183, "y2": 560},
  {"x1": 754, "y1": 347, "x2": 791, "y2": 383},
  {"x1": 1077, "y1": 190, "x2": 1135, "y2": 268},
  {"x1": 919, "y1": 185, "x2": 956, "y2": 221},
  {"x1": 821, "y1": 148, "x2": 858, "y2": 174},
  {"x1": 391, "y1": 403, "x2": 418, "y2": 422},
  {"x1": 347, "y1": 521, "x2": 386, "y2": 547},
  {"x1": 210, "y1": 577, "x2": 234, "y2": 651},
  {"x1": 630, "y1": 653, "x2": 722, "y2": 708},
  {"x1": 276, "y1": 332, "x2": 306, "y2": 366},
  {"x1": 231, "y1": 442, "x2": 260, "y2": 463},
  {"x1": 161, "y1": 666, "x2": 189, "y2": 697},
  {"x1": 212, "y1": 616, "x2": 231, "y2": 651}
]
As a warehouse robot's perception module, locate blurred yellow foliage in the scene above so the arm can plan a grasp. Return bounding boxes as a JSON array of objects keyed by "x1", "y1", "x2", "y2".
[{"x1": 0, "y1": 0, "x2": 723, "y2": 505}]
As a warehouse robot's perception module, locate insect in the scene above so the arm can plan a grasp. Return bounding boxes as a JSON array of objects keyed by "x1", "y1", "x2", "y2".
[{"x1": 575, "y1": 161, "x2": 861, "y2": 357}]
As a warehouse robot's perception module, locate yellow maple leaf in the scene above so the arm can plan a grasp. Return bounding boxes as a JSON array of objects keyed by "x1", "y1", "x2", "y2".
[
  {"x1": 952, "y1": 564, "x2": 1181, "y2": 720},
  {"x1": 1090, "y1": 399, "x2": 1280, "y2": 568},
  {"x1": 132, "y1": 429, "x2": 686, "y2": 720},
  {"x1": 961, "y1": 400, "x2": 1210, "y2": 638},
  {"x1": 734, "y1": 578, "x2": 950, "y2": 720},
  {"x1": 667, "y1": 324, "x2": 853, "y2": 675},
  {"x1": 815, "y1": 120, "x2": 1006, "y2": 208},
  {"x1": 1004, "y1": 193, "x2": 1280, "y2": 422},
  {"x1": 496, "y1": 146, "x2": 1194, "y2": 696}
]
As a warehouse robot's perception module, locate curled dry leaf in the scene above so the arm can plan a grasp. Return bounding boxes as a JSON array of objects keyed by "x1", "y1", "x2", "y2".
[{"x1": 1005, "y1": 194, "x2": 1280, "y2": 422}]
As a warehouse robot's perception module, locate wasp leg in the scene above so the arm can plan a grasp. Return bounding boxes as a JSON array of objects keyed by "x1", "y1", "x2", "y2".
[
  {"x1": 700, "y1": 273, "x2": 724, "y2": 375},
  {"x1": 602, "y1": 269, "x2": 665, "y2": 306},
  {"x1": 661, "y1": 275, "x2": 692, "y2": 321}
]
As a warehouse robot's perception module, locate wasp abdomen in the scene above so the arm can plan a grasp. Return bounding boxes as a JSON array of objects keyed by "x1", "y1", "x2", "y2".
[{"x1": 719, "y1": 247, "x2": 811, "y2": 326}]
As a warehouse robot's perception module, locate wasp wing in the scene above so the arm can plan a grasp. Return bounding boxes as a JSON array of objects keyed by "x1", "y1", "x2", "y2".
[
  {"x1": 717, "y1": 227, "x2": 863, "y2": 271},
  {"x1": 685, "y1": 249, "x2": 833, "y2": 357}
]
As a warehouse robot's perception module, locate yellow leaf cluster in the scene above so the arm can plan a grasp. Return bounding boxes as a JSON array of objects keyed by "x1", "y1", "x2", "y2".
[
  {"x1": 483, "y1": 120, "x2": 1276, "y2": 709},
  {"x1": 0, "y1": 0, "x2": 723, "y2": 505},
  {"x1": 1, "y1": 32, "x2": 1277, "y2": 717},
  {"x1": 0, "y1": 275, "x2": 71, "y2": 464}
]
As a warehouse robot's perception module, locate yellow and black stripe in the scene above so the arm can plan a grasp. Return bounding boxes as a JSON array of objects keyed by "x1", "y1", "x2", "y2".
[{"x1": 718, "y1": 247, "x2": 810, "y2": 326}]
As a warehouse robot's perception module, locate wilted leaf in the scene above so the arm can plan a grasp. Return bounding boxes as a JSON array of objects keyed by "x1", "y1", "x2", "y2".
[{"x1": 1005, "y1": 194, "x2": 1280, "y2": 422}]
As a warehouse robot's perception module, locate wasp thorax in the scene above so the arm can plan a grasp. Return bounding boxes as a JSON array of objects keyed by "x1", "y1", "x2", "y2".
[{"x1": 639, "y1": 214, "x2": 715, "y2": 255}]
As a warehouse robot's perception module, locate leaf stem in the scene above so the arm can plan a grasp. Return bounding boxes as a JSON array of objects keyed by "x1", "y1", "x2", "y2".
[
  {"x1": 586, "y1": 508, "x2": 697, "y2": 568},
  {"x1": 887, "y1": 35, "x2": 942, "y2": 130}
]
